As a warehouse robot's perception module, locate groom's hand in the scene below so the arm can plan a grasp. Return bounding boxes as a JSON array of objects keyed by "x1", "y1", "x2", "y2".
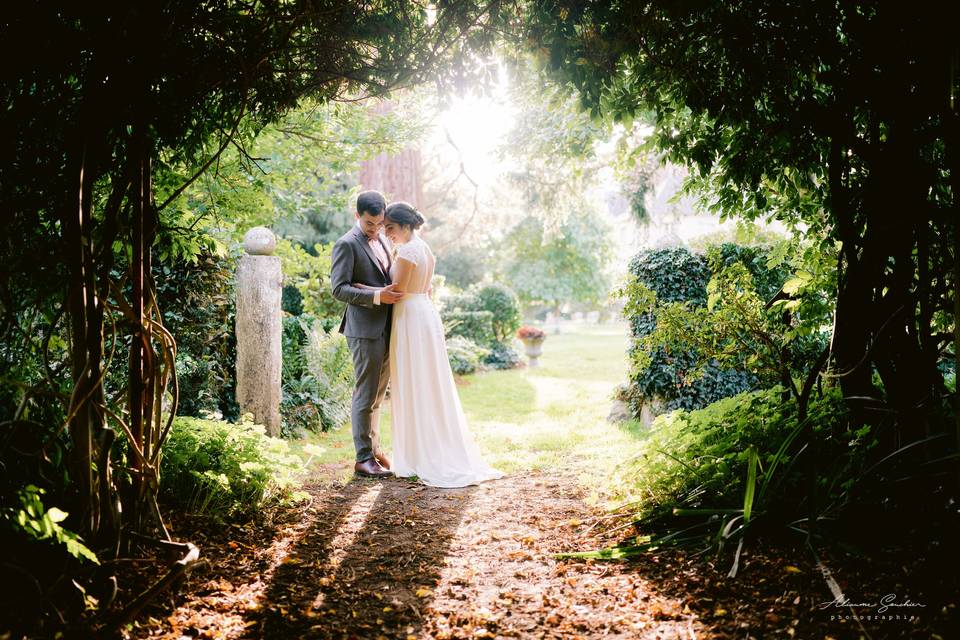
[{"x1": 379, "y1": 283, "x2": 404, "y2": 304}]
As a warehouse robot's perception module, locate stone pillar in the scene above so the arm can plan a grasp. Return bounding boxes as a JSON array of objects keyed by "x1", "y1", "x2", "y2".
[{"x1": 235, "y1": 227, "x2": 282, "y2": 436}]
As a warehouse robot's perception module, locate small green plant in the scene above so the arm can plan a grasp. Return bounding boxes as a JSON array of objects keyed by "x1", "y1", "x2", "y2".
[
  {"x1": 1, "y1": 485, "x2": 99, "y2": 564},
  {"x1": 281, "y1": 315, "x2": 354, "y2": 436},
  {"x1": 159, "y1": 415, "x2": 307, "y2": 519}
]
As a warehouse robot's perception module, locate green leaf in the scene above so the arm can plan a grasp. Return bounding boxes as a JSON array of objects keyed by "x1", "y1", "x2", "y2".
[
  {"x1": 782, "y1": 277, "x2": 805, "y2": 295},
  {"x1": 707, "y1": 291, "x2": 720, "y2": 311},
  {"x1": 47, "y1": 507, "x2": 69, "y2": 523},
  {"x1": 743, "y1": 445, "x2": 758, "y2": 524}
]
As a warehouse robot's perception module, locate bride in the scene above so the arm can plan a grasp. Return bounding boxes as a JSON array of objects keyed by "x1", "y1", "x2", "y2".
[{"x1": 377, "y1": 201, "x2": 504, "y2": 488}]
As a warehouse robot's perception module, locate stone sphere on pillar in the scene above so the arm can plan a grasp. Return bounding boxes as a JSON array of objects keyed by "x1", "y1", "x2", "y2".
[
  {"x1": 235, "y1": 227, "x2": 283, "y2": 436},
  {"x1": 243, "y1": 226, "x2": 277, "y2": 255}
]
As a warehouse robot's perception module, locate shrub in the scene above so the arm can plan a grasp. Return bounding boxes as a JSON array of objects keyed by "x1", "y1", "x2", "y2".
[
  {"x1": 626, "y1": 349, "x2": 759, "y2": 415},
  {"x1": 446, "y1": 336, "x2": 489, "y2": 376},
  {"x1": 282, "y1": 283, "x2": 305, "y2": 315},
  {"x1": 621, "y1": 245, "x2": 791, "y2": 417},
  {"x1": 442, "y1": 309, "x2": 496, "y2": 346},
  {"x1": 159, "y1": 415, "x2": 306, "y2": 518},
  {"x1": 610, "y1": 385, "x2": 864, "y2": 524},
  {"x1": 441, "y1": 283, "x2": 521, "y2": 347},
  {"x1": 483, "y1": 341, "x2": 524, "y2": 370},
  {"x1": 473, "y1": 284, "x2": 521, "y2": 343}
]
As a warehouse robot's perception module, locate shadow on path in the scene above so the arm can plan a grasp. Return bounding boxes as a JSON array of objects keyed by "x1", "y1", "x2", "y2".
[{"x1": 244, "y1": 477, "x2": 474, "y2": 639}]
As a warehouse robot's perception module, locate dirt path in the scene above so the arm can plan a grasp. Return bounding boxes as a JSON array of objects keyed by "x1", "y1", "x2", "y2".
[
  {"x1": 131, "y1": 470, "x2": 702, "y2": 639},
  {"x1": 126, "y1": 466, "x2": 955, "y2": 640}
]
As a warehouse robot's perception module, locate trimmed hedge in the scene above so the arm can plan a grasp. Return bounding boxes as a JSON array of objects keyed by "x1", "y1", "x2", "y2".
[
  {"x1": 441, "y1": 283, "x2": 524, "y2": 372},
  {"x1": 443, "y1": 309, "x2": 496, "y2": 346}
]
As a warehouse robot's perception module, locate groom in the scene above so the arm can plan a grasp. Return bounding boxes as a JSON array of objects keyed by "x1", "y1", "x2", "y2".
[{"x1": 330, "y1": 190, "x2": 403, "y2": 478}]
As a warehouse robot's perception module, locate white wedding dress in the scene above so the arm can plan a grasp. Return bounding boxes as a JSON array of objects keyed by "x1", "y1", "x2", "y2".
[{"x1": 388, "y1": 235, "x2": 505, "y2": 488}]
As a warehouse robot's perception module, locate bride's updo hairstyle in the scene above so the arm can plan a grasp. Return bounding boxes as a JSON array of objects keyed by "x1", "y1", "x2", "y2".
[{"x1": 385, "y1": 201, "x2": 425, "y2": 230}]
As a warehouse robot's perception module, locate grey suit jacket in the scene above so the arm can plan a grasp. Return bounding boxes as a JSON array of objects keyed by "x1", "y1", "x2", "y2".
[{"x1": 330, "y1": 225, "x2": 393, "y2": 339}]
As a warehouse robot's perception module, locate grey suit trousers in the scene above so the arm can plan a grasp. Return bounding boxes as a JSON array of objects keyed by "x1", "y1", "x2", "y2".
[{"x1": 346, "y1": 334, "x2": 390, "y2": 462}]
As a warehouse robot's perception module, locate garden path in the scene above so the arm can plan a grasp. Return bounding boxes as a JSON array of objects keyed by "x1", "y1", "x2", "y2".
[
  {"x1": 130, "y1": 324, "x2": 705, "y2": 638},
  {"x1": 128, "y1": 325, "x2": 857, "y2": 639}
]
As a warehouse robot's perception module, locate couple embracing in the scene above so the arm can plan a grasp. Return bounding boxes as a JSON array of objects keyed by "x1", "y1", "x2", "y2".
[{"x1": 330, "y1": 190, "x2": 504, "y2": 488}]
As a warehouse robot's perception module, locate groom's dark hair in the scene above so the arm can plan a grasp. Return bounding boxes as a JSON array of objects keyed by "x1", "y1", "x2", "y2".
[{"x1": 356, "y1": 190, "x2": 386, "y2": 217}]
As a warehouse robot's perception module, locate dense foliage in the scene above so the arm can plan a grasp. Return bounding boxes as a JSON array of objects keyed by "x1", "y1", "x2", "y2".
[
  {"x1": 596, "y1": 386, "x2": 874, "y2": 566},
  {"x1": 611, "y1": 386, "x2": 858, "y2": 522},
  {"x1": 159, "y1": 416, "x2": 306, "y2": 519},
  {"x1": 621, "y1": 245, "x2": 801, "y2": 415},
  {"x1": 280, "y1": 315, "x2": 354, "y2": 438},
  {"x1": 525, "y1": 0, "x2": 958, "y2": 449},
  {"x1": 157, "y1": 249, "x2": 241, "y2": 421},
  {"x1": 441, "y1": 283, "x2": 524, "y2": 372}
]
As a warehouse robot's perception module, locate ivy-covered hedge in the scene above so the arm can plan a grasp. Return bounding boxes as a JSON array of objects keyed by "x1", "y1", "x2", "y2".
[{"x1": 623, "y1": 244, "x2": 789, "y2": 416}]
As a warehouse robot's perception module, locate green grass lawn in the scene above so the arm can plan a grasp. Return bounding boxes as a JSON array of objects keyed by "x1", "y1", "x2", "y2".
[{"x1": 294, "y1": 322, "x2": 645, "y2": 501}]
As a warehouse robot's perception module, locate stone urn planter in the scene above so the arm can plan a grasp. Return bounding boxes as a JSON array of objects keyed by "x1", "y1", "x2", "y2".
[{"x1": 517, "y1": 326, "x2": 547, "y2": 367}]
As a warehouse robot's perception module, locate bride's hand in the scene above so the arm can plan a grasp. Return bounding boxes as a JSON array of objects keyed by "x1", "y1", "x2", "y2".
[{"x1": 352, "y1": 282, "x2": 373, "y2": 289}]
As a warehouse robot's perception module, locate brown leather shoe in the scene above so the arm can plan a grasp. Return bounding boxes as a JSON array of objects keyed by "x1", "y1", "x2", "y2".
[
  {"x1": 374, "y1": 451, "x2": 392, "y2": 471},
  {"x1": 354, "y1": 457, "x2": 393, "y2": 478}
]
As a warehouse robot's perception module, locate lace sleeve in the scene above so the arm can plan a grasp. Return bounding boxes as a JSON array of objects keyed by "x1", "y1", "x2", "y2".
[{"x1": 396, "y1": 242, "x2": 419, "y2": 266}]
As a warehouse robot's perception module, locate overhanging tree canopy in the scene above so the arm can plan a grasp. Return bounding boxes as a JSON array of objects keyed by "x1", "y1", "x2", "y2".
[
  {"x1": 0, "y1": 1, "x2": 512, "y2": 631},
  {"x1": 524, "y1": 1, "x2": 959, "y2": 444}
]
